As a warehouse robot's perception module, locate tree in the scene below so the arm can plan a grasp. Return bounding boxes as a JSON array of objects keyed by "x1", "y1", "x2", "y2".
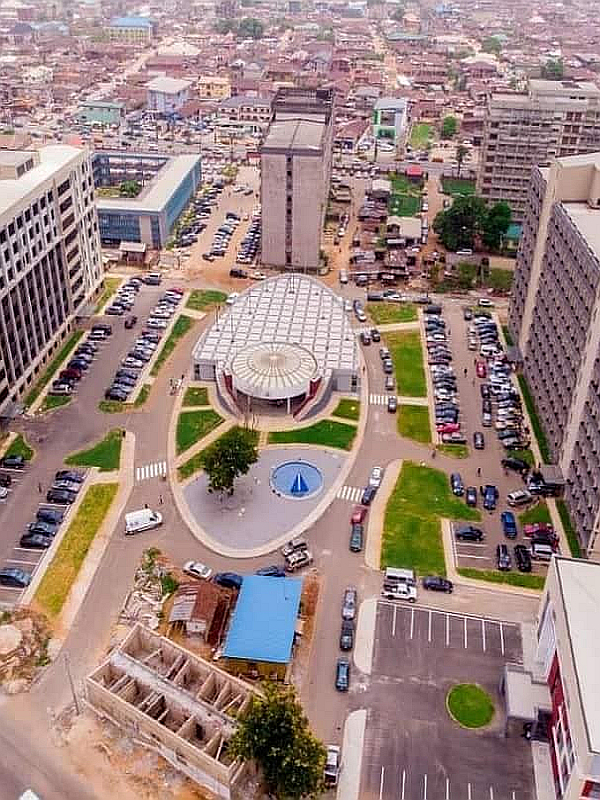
[
  {"x1": 391, "y1": 3, "x2": 406, "y2": 21},
  {"x1": 441, "y1": 115, "x2": 458, "y2": 139},
  {"x1": 202, "y1": 426, "x2": 258, "y2": 495},
  {"x1": 542, "y1": 58, "x2": 564, "y2": 80},
  {"x1": 238, "y1": 16, "x2": 264, "y2": 38},
  {"x1": 214, "y1": 18, "x2": 237, "y2": 34},
  {"x1": 230, "y1": 683, "x2": 326, "y2": 799},
  {"x1": 482, "y1": 201, "x2": 512, "y2": 250},
  {"x1": 433, "y1": 195, "x2": 487, "y2": 251},
  {"x1": 456, "y1": 144, "x2": 469, "y2": 177},
  {"x1": 119, "y1": 179, "x2": 140, "y2": 198},
  {"x1": 481, "y1": 36, "x2": 501, "y2": 55}
]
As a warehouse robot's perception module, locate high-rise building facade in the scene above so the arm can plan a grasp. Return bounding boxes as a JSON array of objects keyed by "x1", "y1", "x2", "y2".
[
  {"x1": 261, "y1": 88, "x2": 334, "y2": 272},
  {"x1": 477, "y1": 80, "x2": 600, "y2": 221},
  {"x1": 509, "y1": 152, "x2": 600, "y2": 556},
  {"x1": 0, "y1": 145, "x2": 103, "y2": 414}
]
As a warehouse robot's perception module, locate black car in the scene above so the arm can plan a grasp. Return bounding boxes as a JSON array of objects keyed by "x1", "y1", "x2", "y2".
[
  {"x1": 514, "y1": 544, "x2": 532, "y2": 573},
  {"x1": 387, "y1": 396, "x2": 398, "y2": 413},
  {"x1": 124, "y1": 316, "x2": 138, "y2": 329},
  {"x1": 496, "y1": 543, "x2": 512, "y2": 571},
  {"x1": 255, "y1": 565, "x2": 286, "y2": 577},
  {"x1": 422, "y1": 576, "x2": 453, "y2": 593},
  {"x1": 483, "y1": 484, "x2": 498, "y2": 511},
  {"x1": 335, "y1": 658, "x2": 350, "y2": 691},
  {"x1": 19, "y1": 532, "x2": 53, "y2": 549},
  {"x1": 466, "y1": 486, "x2": 478, "y2": 507},
  {"x1": 350, "y1": 523, "x2": 364, "y2": 552},
  {"x1": 0, "y1": 473, "x2": 11, "y2": 487},
  {"x1": 214, "y1": 572, "x2": 243, "y2": 590},
  {"x1": 28, "y1": 520, "x2": 58, "y2": 537},
  {"x1": 55, "y1": 469, "x2": 84, "y2": 483},
  {"x1": 105, "y1": 388, "x2": 128, "y2": 402},
  {"x1": 450, "y1": 473, "x2": 464, "y2": 496},
  {"x1": 37, "y1": 507, "x2": 64, "y2": 525},
  {"x1": 0, "y1": 567, "x2": 31, "y2": 588},
  {"x1": 46, "y1": 488, "x2": 76, "y2": 505},
  {"x1": 502, "y1": 457, "x2": 529, "y2": 475},
  {"x1": 455, "y1": 525, "x2": 484, "y2": 542},
  {"x1": 340, "y1": 620, "x2": 355, "y2": 651},
  {"x1": 0, "y1": 454, "x2": 25, "y2": 470},
  {"x1": 361, "y1": 485, "x2": 377, "y2": 505},
  {"x1": 371, "y1": 328, "x2": 381, "y2": 342},
  {"x1": 473, "y1": 431, "x2": 485, "y2": 450},
  {"x1": 480, "y1": 384, "x2": 491, "y2": 399}
]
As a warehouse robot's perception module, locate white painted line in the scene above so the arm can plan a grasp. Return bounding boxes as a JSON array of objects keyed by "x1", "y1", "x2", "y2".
[
  {"x1": 455, "y1": 542, "x2": 487, "y2": 549},
  {"x1": 468, "y1": 783, "x2": 472, "y2": 800},
  {"x1": 13, "y1": 547, "x2": 41, "y2": 553},
  {"x1": 512, "y1": 791, "x2": 516, "y2": 800},
  {"x1": 5, "y1": 558, "x2": 38, "y2": 565},
  {"x1": 489, "y1": 787, "x2": 494, "y2": 800},
  {"x1": 446, "y1": 613, "x2": 450, "y2": 647},
  {"x1": 446, "y1": 778, "x2": 450, "y2": 800},
  {"x1": 428, "y1": 610, "x2": 432, "y2": 642},
  {"x1": 10, "y1": 556, "x2": 40, "y2": 563},
  {"x1": 410, "y1": 607, "x2": 415, "y2": 640},
  {"x1": 0, "y1": 585, "x2": 23, "y2": 592},
  {"x1": 482, "y1": 619, "x2": 486, "y2": 652},
  {"x1": 458, "y1": 554, "x2": 491, "y2": 560},
  {"x1": 401, "y1": 770, "x2": 406, "y2": 800},
  {"x1": 500, "y1": 622, "x2": 505, "y2": 656},
  {"x1": 379, "y1": 766, "x2": 385, "y2": 800},
  {"x1": 160, "y1": 461, "x2": 167, "y2": 475},
  {"x1": 150, "y1": 462, "x2": 156, "y2": 478},
  {"x1": 464, "y1": 616, "x2": 468, "y2": 649},
  {"x1": 392, "y1": 604, "x2": 397, "y2": 637},
  {"x1": 423, "y1": 774, "x2": 427, "y2": 800}
]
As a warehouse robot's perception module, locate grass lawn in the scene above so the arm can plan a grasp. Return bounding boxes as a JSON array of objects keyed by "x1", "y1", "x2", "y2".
[
  {"x1": 556, "y1": 500, "x2": 582, "y2": 558},
  {"x1": 4, "y1": 433, "x2": 34, "y2": 461},
  {"x1": 385, "y1": 331, "x2": 426, "y2": 397},
  {"x1": 487, "y1": 268, "x2": 513, "y2": 292},
  {"x1": 441, "y1": 178, "x2": 476, "y2": 197},
  {"x1": 177, "y1": 426, "x2": 259, "y2": 482},
  {"x1": 24, "y1": 331, "x2": 84, "y2": 407},
  {"x1": 186, "y1": 290, "x2": 227, "y2": 311},
  {"x1": 367, "y1": 303, "x2": 418, "y2": 325},
  {"x1": 65, "y1": 429, "x2": 123, "y2": 472},
  {"x1": 98, "y1": 384, "x2": 151, "y2": 414},
  {"x1": 183, "y1": 387, "x2": 209, "y2": 407},
  {"x1": 390, "y1": 174, "x2": 421, "y2": 196},
  {"x1": 447, "y1": 684, "x2": 495, "y2": 728},
  {"x1": 458, "y1": 567, "x2": 545, "y2": 591},
  {"x1": 176, "y1": 409, "x2": 224, "y2": 455},
  {"x1": 332, "y1": 398, "x2": 360, "y2": 422},
  {"x1": 517, "y1": 375, "x2": 551, "y2": 463},
  {"x1": 502, "y1": 325, "x2": 514, "y2": 347},
  {"x1": 388, "y1": 194, "x2": 421, "y2": 217},
  {"x1": 41, "y1": 394, "x2": 71, "y2": 413},
  {"x1": 34, "y1": 483, "x2": 118, "y2": 617},
  {"x1": 518, "y1": 500, "x2": 552, "y2": 527},
  {"x1": 410, "y1": 122, "x2": 433, "y2": 149},
  {"x1": 268, "y1": 420, "x2": 357, "y2": 451},
  {"x1": 509, "y1": 448, "x2": 535, "y2": 466},
  {"x1": 437, "y1": 443, "x2": 469, "y2": 458},
  {"x1": 381, "y1": 461, "x2": 480, "y2": 574},
  {"x1": 94, "y1": 276, "x2": 122, "y2": 313},
  {"x1": 398, "y1": 405, "x2": 431, "y2": 444},
  {"x1": 150, "y1": 315, "x2": 195, "y2": 377}
]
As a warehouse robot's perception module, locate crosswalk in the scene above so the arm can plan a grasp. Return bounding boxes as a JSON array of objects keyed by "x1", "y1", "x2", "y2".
[
  {"x1": 370, "y1": 393, "x2": 396, "y2": 405},
  {"x1": 135, "y1": 461, "x2": 167, "y2": 482},
  {"x1": 337, "y1": 484, "x2": 363, "y2": 503}
]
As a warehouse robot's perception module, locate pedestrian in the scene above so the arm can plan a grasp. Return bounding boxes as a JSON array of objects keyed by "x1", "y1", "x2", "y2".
[
  {"x1": 38, "y1": 482, "x2": 42, "y2": 494},
  {"x1": 463, "y1": 367, "x2": 468, "y2": 377},
  {"x1": 144, "y1": 502, "x2": 149, "y2": 509},
  {"x1": 158, "y1": 494, "x2": 163, "y2": 506},
  {"x1": 477, "y1": 467, "x2": 481, "y2": 477},
  {"x1": 431, "y1": 449, "x2": 436, "y2": 458}
]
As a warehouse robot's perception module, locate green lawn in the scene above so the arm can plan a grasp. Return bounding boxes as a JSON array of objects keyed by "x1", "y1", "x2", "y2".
[
  {"x1": 24, "y1": 331, "x2": 84, "y2": 407},
  {"x1": 4, "y1": 433, "x2": 34, "y2": 461},
  {"x1": 177, "y1": 426, "x2": 259, "y2": 482},
  {"x1": 447, "y1": 684, "x2": 495, "y2": 728},
  {"x1": 385, "y1": 331, "x2": 426, "y2": 397},
  {"x1": 332, "y1": 398, "x2": 360, "y2": 422},
  {"x1": 441, "y1": 178, "x2": 476, "y2": 197},
  {"x1": 34, "y1": 483, "x2": 118, "y2": 617},
  {"x1": 94, "y1": 276, "x2": 122, "y2": 313},
  {"x1": 410, "y1": 122, "x2": 433, "y2": 149},
  {"x1": 268, "y1": 420, "x2": 357, "y2": 451},
  {"x1": 41, "y1": 394, "x2": 71, "y2": 413},
  {"x1": 98, "y1": 384, "x2": 151, "y2": 414},
  {"x1": 65, "y1": 429, "x2": 123, "y2": 472},
  {"x1": 398, "y1": 405, "x2": 431, "y2": 444},
  {"x1": 381, "y1": 461, "x2": 480, "y2": 574},
  {"x1": 367, "y1": 303, "x2": 418, "y2": 325},
  {"x1": 487, "y1": 268, "x2": 513, "y2": 292},
  {"x1": 458, "y1": 567, "x2": 545, "y2": 591},
  {"x1": 183, "y1": 386, "x2": 209, "y2": 407},
  {"x1": 186, "y1": 290, "x2": 227, "y2": 311},
  {"x1": 150, "y1": 315, "x2": 195, "y2": 377},
  {"x1": 556, "y1": 500, "x2": 582, "y2": 558},
  {"x1": 518, "y1": 500, "x2": 552, "y2": 526},
  {"x1": 390, "y1": 174, "x2": 422, "y2": 196},
  {"x1": 176, "y1": 409, "x2": 224, "y2": 455},
  {"x1": 509, "y1": 448, "x2": 535, "y2": 466},
  {"x1": 388, "y1": 194, "x2": 421, "y2": 217},
  {"x1": 437, "y1": 443, "x2": 469, "y2": 458},
  {"x1": 517, "y1": 375, "x2": 551, "y2": 463}
]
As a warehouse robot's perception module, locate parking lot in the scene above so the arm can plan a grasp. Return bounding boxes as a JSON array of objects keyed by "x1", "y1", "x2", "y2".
[{"x1": 360, "y1": 601, "x2": 534, "y2": 800}]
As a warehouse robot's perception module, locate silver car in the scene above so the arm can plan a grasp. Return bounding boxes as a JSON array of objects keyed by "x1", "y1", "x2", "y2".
[{"x1": 342, "y1": 587, "x2": 357, "y2": 621}]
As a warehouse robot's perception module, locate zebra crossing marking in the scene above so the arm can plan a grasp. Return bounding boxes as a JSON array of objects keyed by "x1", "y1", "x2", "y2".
[
  {"x1": 337, "y1": 485, "x2": 363, "y2": 503},
  {"x1": 135, "y1": 461, "x2": 167, "y2": 482}
]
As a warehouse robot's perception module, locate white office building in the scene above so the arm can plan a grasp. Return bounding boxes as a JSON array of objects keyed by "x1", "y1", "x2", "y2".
[{"x1": 146, "y1": 77, "x2": 193, "y2": 115}]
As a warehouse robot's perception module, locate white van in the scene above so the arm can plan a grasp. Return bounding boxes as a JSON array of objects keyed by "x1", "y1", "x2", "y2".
[
  {"x1": 339, "y1": 269, "x2": 348, "y2": 284},
  {"x1": 125, "y1": 508, "x2": 163, "y2": 535}
]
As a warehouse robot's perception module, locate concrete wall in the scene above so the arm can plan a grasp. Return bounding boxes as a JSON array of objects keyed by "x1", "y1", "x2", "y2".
[
  {"x1": 261, "y1": 151, "x2": 287, "y2": 267},
  {"x1": 291, "y1": 152, "x2": 324, "y2": 269}
]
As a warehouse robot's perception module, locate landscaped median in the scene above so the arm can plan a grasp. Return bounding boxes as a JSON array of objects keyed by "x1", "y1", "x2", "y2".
[
  {"x1": 65, "y1": 429, "x2": 123, "y2": 472},
  {"x1": 367, "y1": 303, "x2": 418, "y2": 325},
  {"x1": 178, "y1": 425, "x2": 259, "y2": 482},
  {"x1": 384, "y1": 330, "x2": 426, "y2": 397},
  {"x1": 457, "y1": 567, "x2": 545, "y2": 591},
  {"x1": 268, "y1": 419, "x2": 357, "y2": 451},
  {"x1": 331, "y1": 398, "x2": 360, "y2": 422},
  {"x1": 436, "y1": 443, "x2": 469, "y2": 459},
  {"x1": 150, "y1": 315, "x2": 195, "y2": 377},
  {"x1": 398, "y1": 405, "x2": 431, "y2": 444},
  {"x1": 381, "y1": 461, "x2": 480, "y2": 574},
  {"x1": 185, "y1": 290, "x2": 227, "y2": 312},
  {"x1": 517, "y1": 374, "x2": 551, "y2": 463},
  {"x1": 4, "y1": 433, "x2": 34, "y2": 461},
  {"x1": 41, "y1": 394, "x2": 72, "y2": 413},
  {"x1": 34, "y1": 483, "x2": 119, "y2": 618},
  {"x1": 24, "y1": 330, "x2": 83, "y2": 409},
  {"x1": 176, "y1": 409, "x2": 224, "y2": 455},
  {"x1": 94, "y1": 276, "x2": 122, "y2": 314},
  {"x1": 182, "y1": 386, "x2": 209, "y2": 407}
]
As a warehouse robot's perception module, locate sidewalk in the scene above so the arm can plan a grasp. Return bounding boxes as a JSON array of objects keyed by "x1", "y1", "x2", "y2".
[{"x1": 365, "y1": 459, "x2": 402, "y2": 570}]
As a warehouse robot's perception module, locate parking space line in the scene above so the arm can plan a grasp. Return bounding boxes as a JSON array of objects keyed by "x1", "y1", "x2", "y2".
[
  {"x1": 446, "y1": 614, "x2": 450, "y2": 647},
  {"x1": 392, "y1": 604, "x2": 397, "y2": 637},
  {"x1": 410, "y1": 608, "x2": 414, "y2": 639},
  {"x1": 423, "y1": 774, "x2": 427, "y2": 800},
  {"x1": 500, "y1": 623, "x2": 505, "y2": 655},
  {"x1": 0, "y1": 586, "x2": 23, "y2": 592},
  {"x1": 401, "y1": 769, "x2": 406, "y2": 800},
  {"x1": 458, "y1": 554, "x2": 491, "y2": 560},
  {"x1": 446, "y1": 778, "x2": 450, "y2": 800},
  {"x1": 428, "y1": 610, "x2": 432, "y2": 642},
  {"x1": 379, "y1": 766, "x2": 385, "y2": 800},
  {"x1": 489, "y1": 787, "x2": 494, "y2": 800},
  {"x1": 468, "y1": 783, "x2": 472, "y2": 800},
  {"x1": 464, "y1": 617, "x2": 468, "y2": 649},
  {"x1": 482, "y1": 620, "x2": 486, "y2": 652},
  {"x1": 5, "y1": 558, "x2": 38, "y2": 566}
]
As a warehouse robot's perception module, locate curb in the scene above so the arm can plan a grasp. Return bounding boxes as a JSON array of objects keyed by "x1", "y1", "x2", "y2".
[{"x1": 365, "y1": 459, "x2": 402, "y2": 570}]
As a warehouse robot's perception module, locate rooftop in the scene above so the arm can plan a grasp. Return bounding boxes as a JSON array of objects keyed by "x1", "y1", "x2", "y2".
[
  {"x1": 223, "y1": 576, "x2": 302, "y2": 664},
  {"x1": 554, "y1": 557, "x2": 600, "y2": 753},
  {"x1": 375, "y1": 96, "x2": 407, "y2": 110},
  {"x1": 262, "y1": 118, "x2": 325, "y2": 151},
  {"x1": 109, "y1": 15, "x2": 153, "y2": 27},
  {"x1": 146, "y1": 76, "x2": 193, "y2": 94}
]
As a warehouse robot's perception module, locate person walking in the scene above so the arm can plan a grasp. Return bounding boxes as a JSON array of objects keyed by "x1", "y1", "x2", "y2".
[
  {"x1": 38, "y1": 482, "x2": 42, "y2": 494},
  {"x1": 477, "y1": 467, "x2": 481, "y2": 477},
  {"x1": 158, "y1": 494, "x2": 163, "y2": 506}
]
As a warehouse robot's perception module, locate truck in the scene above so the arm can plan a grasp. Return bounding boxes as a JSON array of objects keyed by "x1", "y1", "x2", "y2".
[{"x1": 381, "y1": 567, "x2": 417, "y2": 603}]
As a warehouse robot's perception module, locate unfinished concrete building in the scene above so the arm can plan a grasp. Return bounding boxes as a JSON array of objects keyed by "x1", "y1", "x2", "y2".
[{"x1": 85, "y1": 624, "x2": 257, "y2": 799}]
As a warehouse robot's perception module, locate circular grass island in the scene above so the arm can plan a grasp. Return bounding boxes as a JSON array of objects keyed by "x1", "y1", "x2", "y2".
[{"x1": 446, "y1": 683, "x2": 495, "y2": 729}]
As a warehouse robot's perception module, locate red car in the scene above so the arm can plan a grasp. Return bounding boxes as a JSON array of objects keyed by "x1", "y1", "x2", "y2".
[
  {"x1": 351, "y1": 506, "x2": 367, "y2": 524},
  {"x1": 476, "y1": 361, "x2": 487, "y2": 379},
  {"x1": 523, "y1": 523, "x2": 557, "y2": 540},
  {"x1": 437, "y1": 422, "x2": 460, "y2": 434}
]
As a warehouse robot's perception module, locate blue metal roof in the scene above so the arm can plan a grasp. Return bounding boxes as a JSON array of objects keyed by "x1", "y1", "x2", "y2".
[
  {"x1": 110, "y1": 16, "x2": 153, "y2": 27},
  {"x1": 223, "y1": 576, "x2": 302, "y2": 664}
]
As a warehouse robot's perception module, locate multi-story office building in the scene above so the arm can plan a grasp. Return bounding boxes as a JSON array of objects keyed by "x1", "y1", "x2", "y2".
[
  {"x1": 261, "y1": 88, "x2": 334, "y2": 272},
  {"x1": 0, "y1": 145, "x2": 102, "y2": 415},
  {"x1": 372, "y1": 97, "x2": 408, "y2": 149},
  {"x1": 509, "y1": 152, "x2": 600, "y2": 556},
  {"x1": 477, "y1": 80, "x2": 600, "y2": 221},
  {"x1": 107, "y1": 16, "x2": 155, "y2": 45},
  {"x1": 146, "y1": 77, "x2": 193, "y2": 116}
]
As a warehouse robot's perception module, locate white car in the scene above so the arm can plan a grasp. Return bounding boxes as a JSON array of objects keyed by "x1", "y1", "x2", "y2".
[
  {"x1": 183, "y1": 560, "x2": 213, "y2": 580},
  {"x1": 147, "y1": 318, "x2": 168, "y2": 329},
  {"x1": 251, "y1": 271, "x2": 267, "y2": 280},
  {"x1": 0, "y1": 486, "x2": 8, "y2": 500},
  {"x1": 478, "y1": 297, "x2": 494, "y2": 307},
  {"x1": 369, "y1": 466, "x2": 384, "y2": 488},
  {"x1": 226, "y1": 292, "x2": 240, "y2": 305},
  {"x1": 324, "y1": 745, "x2": 341, "y2": 787}
]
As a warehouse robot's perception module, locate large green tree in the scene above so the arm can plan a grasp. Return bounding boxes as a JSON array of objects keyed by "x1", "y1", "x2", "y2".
[
  {"x1": 238, "y1": 16, "x2": 264, "y2": 38},
  {"x1": 481, "y1": 36, "x2": 501, "y2": 55},
  {"x1": 481, "y1": 201, "x2": 512, "y2": 250},
  {"x1": 441, "y1": 115, "x2": 458, "y2": 139},
  {"x1": 542, "y1": 58, "x2": 564, "y2": 80},
  {"x1": 202, "y1": 426, "x2": 258, "y2": 495},
  {"x1": 433, "y1": 195, "x2": 487, "y2": 251},
  {"x1": 230, "y1": 683, "x2": 326, "y2": 799},
  {"x1": 119, "y1": 179, "x2": 141, "y2": 198}
]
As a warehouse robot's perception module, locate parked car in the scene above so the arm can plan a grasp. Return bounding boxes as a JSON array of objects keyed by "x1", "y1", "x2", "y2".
[
  {"x1": 369, "y1": 466, "x2": 384, "y2": 487},
  {"x1": 422, "y1": 576, "x2": 453, "y2": 593},
  {"x1": 0, "y1": 454, "x2": 25, "y2": 470},
  {"x1": 351, "y1": 506, "x2": 367, "y2": 524},
  {"x1": 387, "y1": 395, "x2": 398, "y2": 413},
  {"x1": 502, "y1": 457, "x2": 530, "y2": 475},
  {"x1": 27, "y1": 520, "x2": 58, "y2": 537},
  {"x1": 183, "y1": 561, "x2": 213, "y2": 580},
  {"x1": 0, "y1": 474, "x2": 11, "y2": 488},
  {"x1": 324, "y1": 744, "x2": 341, "y2": 786},
  {"x1": 339, "y1": 620, "x2": 355, "y2": 651},
  {"x1": 342, "y1": 587, "x2": 357, "y2": 620},
  {"x1": 213, "y1": 572, "x2": 243, "y2": 590},
  {"x1": 124, "y1": 316, "x2": 138, "y2": 329},
  {"x1": 496, "y1": 543, "x2": 512, "y2": 571},
  {"x1": 349, "y1": 523, "x2": 364, "y2": 552},
  {"x1": 501, "y1": 511, "x2": 518, "y2": 539},
  {"x1": 46, "y1": 488, "x2": 76, "y2": 505},
  {"x1": 335, "y1": 658, "x2": 350, "y2": 691},
  {"x1": 19, "y1": 532, "x2": 53, "y2": 549},
  {"x1": 284, "y1": 549, "x2": 313, "y2": 572},
  {"x1": 0, "y1": 567, "x2": 31, "y2": 588},
  {"x1": 514, "y1": 544, "x2": 532, "y2": 573},
  {"x1": 36, "y1": 507, "x2": 64, "y2": 525},
  {"x1": 466, "y1": 486, "x2": 478, "y2": 507},
  {"x1": 450, "y1": 473, "x2": 464, "y2": 496},
  {"x1": 483, "y1": 484, "x2": 498, "y2": 511},
  {"x1": 255, "y1": 565, "x2": 286, "y2": 578},
  {"x1": 473, "y1": 431, "x2": 485, "y2": 450},
  {"x1": 455, "y1": 525, "x2": 484, "y2": 542},
  {"x1": 361, "y1": 485, "x2": 377, "y2": 505},
  {"x1": 507, "y1": 489, "x2": 533, "y2": 507}
]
